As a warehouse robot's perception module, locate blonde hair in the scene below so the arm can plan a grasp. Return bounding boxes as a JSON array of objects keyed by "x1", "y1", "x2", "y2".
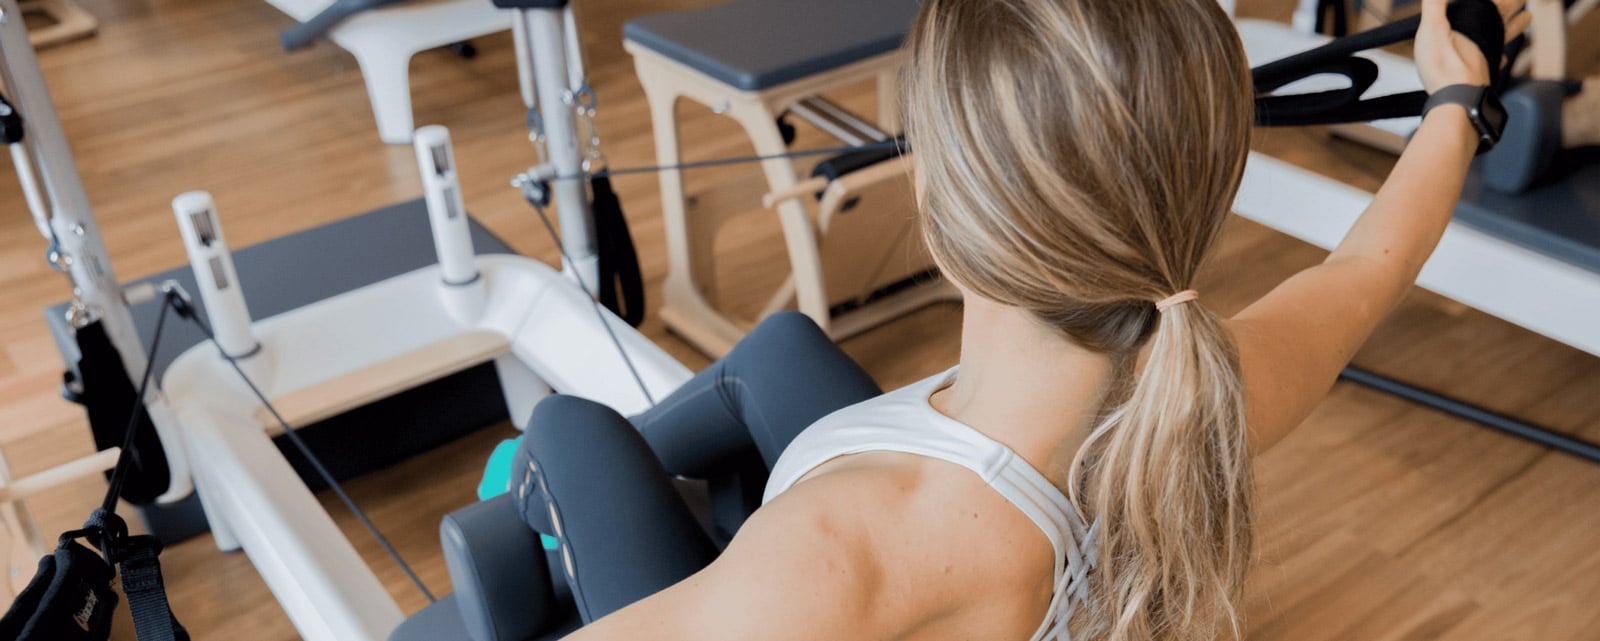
[{"x1": 902, "y1": 1, "x2": 1254, "y2": 641}]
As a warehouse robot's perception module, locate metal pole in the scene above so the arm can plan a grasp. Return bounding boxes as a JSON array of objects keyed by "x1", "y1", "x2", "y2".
[
  {"x1": 1340, "y1": 366, "x2": 1600, "y2": 464},
  {"x1": 0, "y1": 0, "x2": 146, "y2": 381},
  {"x1": 520, "y1": 6, "x2": 597, "y2": 293}
]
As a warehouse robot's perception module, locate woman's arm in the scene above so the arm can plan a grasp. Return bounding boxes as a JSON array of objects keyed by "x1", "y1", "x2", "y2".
[{"x1": 1229, "y1": 0, "x2": 1530, "y2": 452}]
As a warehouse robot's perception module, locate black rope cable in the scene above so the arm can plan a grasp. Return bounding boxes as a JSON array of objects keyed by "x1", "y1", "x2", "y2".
[
  {"x1": 101, "y1": 291, "x2": 174, "y2": 513},
  {"x1": 521, "y1": 1, "x2": 1507, "y2": 190},
  {"x1": 172, "y1": 294, "x2": 438, "y2": 603},
  {"x1": 545, "y1": 140, "x2": 904, "y2": 183}
]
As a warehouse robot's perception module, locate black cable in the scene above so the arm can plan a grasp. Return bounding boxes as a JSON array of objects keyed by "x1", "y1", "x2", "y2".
[
  {"x1": 525, "y1": 198, "x2": 657, "y2": 408},
  {"x1": 173, "y1": 296, "x2": 437, "y2": 603},
  {"x1": 545, "y1": 140, "x2": 905, "y2": 183},
  {"x1": 101, "y1": 292, "x2": 174, "y2": 513}
]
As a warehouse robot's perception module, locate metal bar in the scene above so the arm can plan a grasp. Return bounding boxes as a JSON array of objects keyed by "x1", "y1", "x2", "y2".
[
  {"x1": 1339, "y1": 366, "x2": 1600, "y2": 464},
  {"x1": 790, "y1": 99, "x2": 871, "y2": 147},
  {"x1": 804, "y1": 96, "x2": 889, "y2": 141},
  {"x1": 0, "y1": 0, "x2": 146, "y2": 378},
  {"x1": 520, "y1": 7, "x2": 597, "y2": 292}
]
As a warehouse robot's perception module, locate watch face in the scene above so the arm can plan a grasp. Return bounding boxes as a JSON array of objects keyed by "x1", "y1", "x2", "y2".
[{"x1": 1477, "y1": 93, "x2": 1508, "y2": 143}]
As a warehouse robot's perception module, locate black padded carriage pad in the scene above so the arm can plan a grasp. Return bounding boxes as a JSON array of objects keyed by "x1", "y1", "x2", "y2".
[
  {"x1": 623, "y1": 0, "x2": 921, "y2": 91},
  {"x1": 1458, "y1": 148, "x2": 1600, "y2": 275}
]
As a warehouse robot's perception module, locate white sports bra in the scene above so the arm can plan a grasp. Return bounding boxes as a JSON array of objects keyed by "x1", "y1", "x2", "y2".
[{"x1": 763, "y1": 367, "x2": 1099, "y2": 641}]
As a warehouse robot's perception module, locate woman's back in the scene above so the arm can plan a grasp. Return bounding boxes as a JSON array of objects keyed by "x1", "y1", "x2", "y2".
[{"x1": 762, "y1": 369, "x2": 1099, "y2": 641}]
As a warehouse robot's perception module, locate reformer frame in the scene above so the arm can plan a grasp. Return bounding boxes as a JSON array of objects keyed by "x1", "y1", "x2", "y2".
[{"x1": 2, "y1": 0, "x2": 690, "y2": 638}]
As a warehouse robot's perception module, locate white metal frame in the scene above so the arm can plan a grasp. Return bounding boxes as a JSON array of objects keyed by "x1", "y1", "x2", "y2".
[
  {"x1": 264, "y1": 0, "x2": 512, "y2": 143},
  {"x1": 3, "y1": 0, "x2": 671, "y2": 637},
  {"x1": 1235, "y1": 153, "x2": 1600, "y2": 357}
]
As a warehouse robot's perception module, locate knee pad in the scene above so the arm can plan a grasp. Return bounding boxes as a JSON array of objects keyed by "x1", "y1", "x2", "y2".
[{"x1": 1481, "y1": 81, "x2": 1566, "y2": 194}]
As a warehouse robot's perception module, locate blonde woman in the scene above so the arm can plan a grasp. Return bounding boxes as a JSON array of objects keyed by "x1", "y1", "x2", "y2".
[{"x1": 511, "y1": 0, "x2": 1531, "y2": 640}]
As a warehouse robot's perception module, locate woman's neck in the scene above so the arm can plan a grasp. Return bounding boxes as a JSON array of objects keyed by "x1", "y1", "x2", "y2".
[{"x1": 930, "y1": 294, "x2": 1115, "y2": 480}]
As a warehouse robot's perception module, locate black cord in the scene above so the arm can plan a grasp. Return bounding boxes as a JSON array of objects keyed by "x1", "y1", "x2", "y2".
[
  {"x1": 173, "y1": 297, "x2": 437, "y2": 603},
  {"x1": 552, "y1": 140, "x2": 903, "y2": 183},
  {"x1": 101, "y1": 292, "x2": 174, "y2": 513},
  {"x1": 516, "y1": 138, "x2": 909, "y2": 406},
  {"x1": 526, "y1": 198, "x2": 657, "y2": 408}
]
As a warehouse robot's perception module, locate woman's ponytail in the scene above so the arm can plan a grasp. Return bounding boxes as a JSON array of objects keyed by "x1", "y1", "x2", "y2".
[
  {"x1": 1068, "y1": 297, "x2": 1253, "y2": 641},
  {"x1": 901, "y1": 0, "x2": 1257, "y2": 637}
]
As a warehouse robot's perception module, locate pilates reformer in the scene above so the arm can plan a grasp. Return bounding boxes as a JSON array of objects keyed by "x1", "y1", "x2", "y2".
[
  {"x1": 5, "y1": 0, "x2": 1598, "y2": 639},
  {"x1": 3, "y1": 0, "x2": 683, "y2": 637}
]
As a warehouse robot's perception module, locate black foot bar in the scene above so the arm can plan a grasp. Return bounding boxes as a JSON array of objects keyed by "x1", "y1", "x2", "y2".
[{"x1": 1339, "y1": 366, "x2": 1600, "y2": 464}]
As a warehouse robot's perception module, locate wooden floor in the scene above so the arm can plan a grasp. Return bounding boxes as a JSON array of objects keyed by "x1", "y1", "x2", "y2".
[{"x1": 2, "y1": 0, "x2": 1598, "y2": 639}]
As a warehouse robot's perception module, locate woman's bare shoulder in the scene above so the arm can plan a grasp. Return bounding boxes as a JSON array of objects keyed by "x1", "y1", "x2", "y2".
[
  {"x1": 768, "y1": 453, "x2": 1058, "y2": 621},
  {"x1": 566, "y1": 453, "x2": 1059, "y2": 641}
]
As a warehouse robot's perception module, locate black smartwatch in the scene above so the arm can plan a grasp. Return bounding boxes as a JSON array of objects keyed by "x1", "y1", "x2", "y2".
[{"x1": 1423, "y1": 84, "x2": 1507, "y2": 155}]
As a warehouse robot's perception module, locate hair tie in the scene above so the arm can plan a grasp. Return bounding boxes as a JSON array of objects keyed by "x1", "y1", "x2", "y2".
[{"x1": 1154, "y1": 290, "x2": 1199, "y2": 312}]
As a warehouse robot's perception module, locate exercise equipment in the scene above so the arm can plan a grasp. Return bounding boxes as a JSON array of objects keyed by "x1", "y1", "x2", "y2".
[
  {"x1": 624, "y1": 0, "x2": 954, "y2": 358},
  {"x1": 1478, "y1": 79, "x2": 1584, "y2": 193},
  {"x1": 7, "y1": 0, "x2": 683, "y2": 638},
  {"x1": 1, "y1": 289, "x2": 191, "y2": 641},
  {"x1": 15, "y1": 0, "x2": 95, "y2": 48},
  {"x1": 279, "y1": 0, "x2": 407, "y2": 51},
  {"x1": 7, "y1": 0, "x2": 1596, "y2": 638},
  {"x1": 263, "y1": 0, "x2": 512, "y2": 142},
  {"x1": 1280, "y1": 0, "x2": 1592, "y2": 153}
]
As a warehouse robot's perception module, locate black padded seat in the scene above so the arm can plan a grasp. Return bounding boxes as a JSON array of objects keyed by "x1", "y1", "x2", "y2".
[
  {"x1": 388, "y1": 595, "x2": 469, "y2": 641},
  {"x1": 1458, "y1": 148, "x2": 1600, "y2": 275},
  {"x1": 623, "y1": 0, "x2": 921, "y2": 91},
  {"x1": 388, "y1": 594, "x2": 582, "y2": 641}
]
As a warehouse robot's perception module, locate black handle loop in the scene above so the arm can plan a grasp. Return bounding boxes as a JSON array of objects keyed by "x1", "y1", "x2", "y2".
[{"x1": 1253, "y1": 0, "x2": 1507, "y2": 127}]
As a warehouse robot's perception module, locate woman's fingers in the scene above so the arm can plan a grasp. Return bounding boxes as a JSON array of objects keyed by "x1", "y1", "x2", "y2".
[
  {"x1": 1496, "y1": 0, "x2": 1528, "y2": 24},
  {"x1": 1504, "y1": 9, "x2": 1533, "y2": 42}
]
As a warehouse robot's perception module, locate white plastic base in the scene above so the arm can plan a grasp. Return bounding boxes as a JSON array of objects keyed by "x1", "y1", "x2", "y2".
[
  {"x1": 160, "y1": 254, "x2": 690, "y2": 641},
  {"x1": 264, "y1": 0, "x2": 512, "y2": 143}
]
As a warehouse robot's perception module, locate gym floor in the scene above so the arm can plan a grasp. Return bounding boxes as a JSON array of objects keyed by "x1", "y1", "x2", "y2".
[{"x1": 1, "y1": 0, "x2": 1598, "y2": 639}]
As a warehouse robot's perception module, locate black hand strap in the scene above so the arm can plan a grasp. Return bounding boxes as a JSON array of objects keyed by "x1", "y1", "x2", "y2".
[
  {"x1": 591, "y1": 174, "x2": 646, "y2": 327},
  {"x1": 1253, "y1": 0, "x2": 1506, "y2": 127},
  {"x1": 117, "y1": 534, "x2": 189, "y2": 641}
]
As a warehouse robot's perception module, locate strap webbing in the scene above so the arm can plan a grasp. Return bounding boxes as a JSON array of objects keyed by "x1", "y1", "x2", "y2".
[
  {"x1": 118, "y1": 535, "x2": 189, "y2": 641},
  {"x1": 1254, "y1": 0, "x2": 1506, "y2": 127},
  {"x1": 591, "y1": 174, "x2": 646, "y2": 327}
]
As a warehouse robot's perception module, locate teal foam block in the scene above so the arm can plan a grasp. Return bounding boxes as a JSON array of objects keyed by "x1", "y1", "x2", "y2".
[
  {"x1": 476, "y1": 437, "x2": 560, "y2": 550},
  {"x1": 477, "y1": 437, "x2": 522, "y2": 500}
]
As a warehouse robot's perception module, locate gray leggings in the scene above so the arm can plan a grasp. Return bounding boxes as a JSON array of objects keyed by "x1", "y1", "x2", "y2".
[{"x1": 511, "y1": 312, "x2": 882, "y2": 623}]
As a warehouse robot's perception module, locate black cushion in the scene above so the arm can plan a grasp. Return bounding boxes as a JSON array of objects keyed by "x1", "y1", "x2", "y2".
[{"x1": 624, "y1": 0, "x2": 921, "y2": 91}]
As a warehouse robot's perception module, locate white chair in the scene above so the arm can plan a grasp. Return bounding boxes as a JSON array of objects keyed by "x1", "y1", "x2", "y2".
[{"x1": 266, "y1": 0, "x2": 512, "y2": 143}]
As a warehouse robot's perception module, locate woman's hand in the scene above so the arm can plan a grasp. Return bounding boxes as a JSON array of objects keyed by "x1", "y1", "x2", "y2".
[{"x1": 1415, "y1": 0, "x2": 1533, "y2": 94}]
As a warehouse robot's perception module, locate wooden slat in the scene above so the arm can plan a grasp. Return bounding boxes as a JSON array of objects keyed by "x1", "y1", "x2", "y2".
[{"x1": 252, "y1": 331, "x2": 511, "y2": 434}]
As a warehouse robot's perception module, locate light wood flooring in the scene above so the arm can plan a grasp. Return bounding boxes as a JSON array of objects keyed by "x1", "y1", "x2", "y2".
[{"x1": 1, "y1": 0, "x2": 1597, "y2": 639}]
